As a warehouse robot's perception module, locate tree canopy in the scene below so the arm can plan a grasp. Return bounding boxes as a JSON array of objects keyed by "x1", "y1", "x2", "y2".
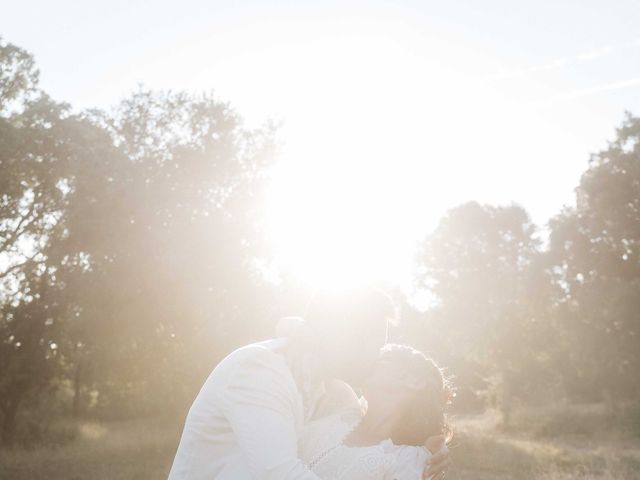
[{"x1": 1, "y1": 37, "x2": 639, "y2": 445}]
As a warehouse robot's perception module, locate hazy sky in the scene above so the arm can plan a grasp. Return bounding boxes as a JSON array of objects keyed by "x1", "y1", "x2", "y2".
[{"x1": 3, "y1": 0, "x2": 640, "y2": 284}]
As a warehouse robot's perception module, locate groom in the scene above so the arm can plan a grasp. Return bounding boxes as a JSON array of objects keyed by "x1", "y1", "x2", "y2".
[{"x1": 168, "y1": 288, "x2": 450, "y2": 479}]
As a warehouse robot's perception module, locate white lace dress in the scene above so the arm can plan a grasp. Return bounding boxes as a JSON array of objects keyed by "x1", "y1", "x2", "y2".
[{"x1": 298, "y1": 401, "x2": 430, "y2": 480}]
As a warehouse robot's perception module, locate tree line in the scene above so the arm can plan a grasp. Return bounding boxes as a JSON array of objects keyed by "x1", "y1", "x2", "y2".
[{"x1": 1, "y1": 38, "x2": 639, "y2": 446}]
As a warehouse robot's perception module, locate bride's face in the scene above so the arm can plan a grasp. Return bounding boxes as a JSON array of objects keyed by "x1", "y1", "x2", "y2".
[
  {"x1": 361, "y1": 355, "x2": 426, "y2": 408},
  {"x1": 361, "y1": 347, "x2": 445, "y2": 445},
  {"x1": 362, "y1": 356, "x2": 409, "y2": 393}
]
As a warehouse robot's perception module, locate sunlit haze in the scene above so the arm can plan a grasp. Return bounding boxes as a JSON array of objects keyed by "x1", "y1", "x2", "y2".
[
  {"x1": 3, "y1": 4, "x2": 640, "y2": 476},
  {"x1": 4, "y1": 0, "x2": 640, "y2": 286}
]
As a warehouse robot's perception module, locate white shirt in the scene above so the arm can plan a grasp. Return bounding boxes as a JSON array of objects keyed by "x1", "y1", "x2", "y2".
[{"x1": 167, "y1": 339, "x2": 322, "y2": 480}]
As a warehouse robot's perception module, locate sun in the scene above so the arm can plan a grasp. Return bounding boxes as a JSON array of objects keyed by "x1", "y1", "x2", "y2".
[
  {"x1": 256, "y1": 20, "x2": 534, "y2": 289},
  {"x1": 265, "y1": 147, "x2": 429, "y2": 288}
]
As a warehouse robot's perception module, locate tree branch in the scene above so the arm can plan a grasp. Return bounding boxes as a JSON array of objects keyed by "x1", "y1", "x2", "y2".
[
  {"x1": 0, "y1": 201, "x2": 38, "y2": 255},
  {"x1": 0, "y1": 252, "x2": 43, "y2": 281}
]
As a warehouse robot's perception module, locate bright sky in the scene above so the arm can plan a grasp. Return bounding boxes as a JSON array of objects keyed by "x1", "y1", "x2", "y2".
[{"x1": 3, "y1": 0, "x2": 640, "y2": 287}]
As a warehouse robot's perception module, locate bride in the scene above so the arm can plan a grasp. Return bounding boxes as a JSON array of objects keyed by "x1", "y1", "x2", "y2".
[{"x1": 298, "y1": 344, "x2": 453, "y2": 480}]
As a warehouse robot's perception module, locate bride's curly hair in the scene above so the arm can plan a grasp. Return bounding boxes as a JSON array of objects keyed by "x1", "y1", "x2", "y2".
[{"x1": 381, "y1": 344, "x2": 455, "y2": 447}]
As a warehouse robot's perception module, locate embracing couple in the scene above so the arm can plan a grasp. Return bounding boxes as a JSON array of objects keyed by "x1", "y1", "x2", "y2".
[{"x1": 168, "y1": 288, "x2": 453, "y2": 480}]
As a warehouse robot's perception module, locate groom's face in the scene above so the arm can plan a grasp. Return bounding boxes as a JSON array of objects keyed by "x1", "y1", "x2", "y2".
[
  {"x1": 330, "y1": 316, "x2": 387, "y2": 385},
  {"x1": 308, "y1": 288, "x2": 395, "y2": 384}
]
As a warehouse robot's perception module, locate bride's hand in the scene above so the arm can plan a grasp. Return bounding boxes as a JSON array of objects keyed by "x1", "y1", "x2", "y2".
[{"x1": 423, "y1": 435, "x2": 451, "y2": 480}]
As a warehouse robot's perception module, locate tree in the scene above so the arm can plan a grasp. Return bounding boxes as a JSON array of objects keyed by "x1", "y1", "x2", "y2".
[
  {"x1": 548, "y1": 112, "x2": 640, "y2": 403},
  {"x1": 55, "y1": 88, "x2": 278, "y2": 418},
  {"x1": 411, "y1": 202, "x2": 554, "y2": 422},
  {"x1": 0, "y1": 39, "x2": 278, "y2": 443},
  {"x1": 0, "y1": 36, "x2": 39, "y2": 115},
  {"x1": 0, "y1": 39, "x2": 97, "y2": 444}
]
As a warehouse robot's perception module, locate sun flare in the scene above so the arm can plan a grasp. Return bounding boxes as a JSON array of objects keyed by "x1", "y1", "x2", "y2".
[
  {"x1": 266, "y1": 149, "x2": 431, "y2": 288},
  {"x1": 254, "y1": 19, "x2": 562, "y2": 289}
]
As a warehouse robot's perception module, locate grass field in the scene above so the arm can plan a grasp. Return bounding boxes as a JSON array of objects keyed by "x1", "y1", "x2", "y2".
[{"x1": 1, "y1": 404, "x2": 639, "y2": 479}]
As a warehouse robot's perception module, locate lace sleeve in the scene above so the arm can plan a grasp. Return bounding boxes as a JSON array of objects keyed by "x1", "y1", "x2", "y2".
[{"x1": 383, "y1": 444, "x2": 430, "y2": 480}]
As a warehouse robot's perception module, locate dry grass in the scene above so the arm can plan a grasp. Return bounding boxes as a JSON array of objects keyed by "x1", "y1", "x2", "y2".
[
  {"x1": 449, "y1": 407, "x2": 640, "y2": 480},
  {"x1": 1, "y1": 404, "x2": 639, "y2": 479},
  {"x1": 0, "y1": 418, "x2": 183, "y2": 480}
]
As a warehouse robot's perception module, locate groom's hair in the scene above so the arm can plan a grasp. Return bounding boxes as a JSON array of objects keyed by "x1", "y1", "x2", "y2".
[{"x1": 303, "y1": 287, "x2": 397, "y2": 340}]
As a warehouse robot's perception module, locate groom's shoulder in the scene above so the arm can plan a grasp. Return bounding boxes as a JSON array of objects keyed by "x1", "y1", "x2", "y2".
[{"x1": 216, "y1": 338, "x2": 288, "y2": 371}]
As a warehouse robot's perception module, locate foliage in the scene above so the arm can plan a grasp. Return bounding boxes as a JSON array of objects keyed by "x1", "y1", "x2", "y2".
[
  {"x1": 0, "y1": 39, "x2": 277, "y2": 445},
  {"x1": 1, "y1": 36, "x2": 640, "y2": 448},
  {"x1": 547, "y1": 112, "x2": 640, "y2": 401},
  {"x1": 409, "y1": 202, "x2": 557, "y2": 422}
]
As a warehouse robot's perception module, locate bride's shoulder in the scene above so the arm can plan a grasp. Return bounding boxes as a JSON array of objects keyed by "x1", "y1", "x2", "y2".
[{"x1": 315, "y1": 379, "x2": 364, "y2": 418}]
